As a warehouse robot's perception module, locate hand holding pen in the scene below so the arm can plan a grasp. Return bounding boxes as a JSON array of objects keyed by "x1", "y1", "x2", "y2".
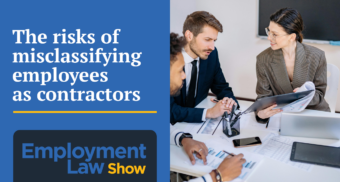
[
  {"x1": 210, "y1": 151, "x2": 245, "y2": 182},
  {"x1": 222, "y1": 150, "x2": 235, "y2": 157}
]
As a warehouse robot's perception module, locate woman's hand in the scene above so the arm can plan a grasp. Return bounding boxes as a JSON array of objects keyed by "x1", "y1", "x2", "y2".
[
  {"x1": 257, "y1": 104, "x2": 282, "y2": 119},
  {"x1": 293, "y1": 87, "x2": 300, "y2": 93}
]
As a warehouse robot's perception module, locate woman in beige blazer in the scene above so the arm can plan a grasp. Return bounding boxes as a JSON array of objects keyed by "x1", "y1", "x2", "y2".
[{"x1": 255, "y1": 8, "x2": 330, "y2": 123}]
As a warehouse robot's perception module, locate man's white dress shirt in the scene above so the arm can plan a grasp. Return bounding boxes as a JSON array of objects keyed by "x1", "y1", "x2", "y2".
[{"x1": 182, "y1": 50, "x2": 208, "y2": 121}]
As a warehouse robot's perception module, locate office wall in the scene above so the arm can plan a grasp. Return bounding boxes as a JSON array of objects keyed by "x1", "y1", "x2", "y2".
[
  {"x1": 170, "y1": 0, "x2": 196, "y2": 34},
  {"x1": 170, "y1": 0, "x2": 340, "y2": 111}
]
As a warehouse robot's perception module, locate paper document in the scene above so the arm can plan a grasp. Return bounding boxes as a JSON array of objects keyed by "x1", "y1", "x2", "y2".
[
  {"x1": 183, "y1": 117, "x2": 223, "y2": 135},
  {"x1": 188, "y1": 140, "x2": 263, "y2": 182},
  {"x1": 183, "y1": 123, "x2": 204, "y2": 133},
  {"x1": 199, "y1": 117, "x2": 222, "y2": 134},
  {"x1": 182, "y1": 118, "x2": 231, "y2": 143},
  {"x1": 281, "y1": 81, "x2": 315, "y2": 112},
  {"x1": 252, "y1": 133, "x2": 313, "y2": 172}
]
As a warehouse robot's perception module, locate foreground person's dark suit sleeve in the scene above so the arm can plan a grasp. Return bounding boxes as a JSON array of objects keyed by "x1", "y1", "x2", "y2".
[{"x1": 171, "y1": 48, "x2": 239, "y2": 124}]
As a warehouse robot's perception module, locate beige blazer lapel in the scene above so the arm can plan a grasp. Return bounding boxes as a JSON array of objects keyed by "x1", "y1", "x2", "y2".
[
  {"x1": 292, "y1": 42, "x2": 309, "y2": 89},
  {"x1": 270, "y1": 49, "x2": 293, "y2": 93}
]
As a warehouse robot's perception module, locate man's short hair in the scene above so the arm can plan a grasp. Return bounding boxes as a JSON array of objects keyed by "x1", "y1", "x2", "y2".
[
  {"x1": 182, "y1": 11, "x2": 223, "y2": 36},
  {"x1": 170, "y1": 32, "x2": 186, "y2": 65}
]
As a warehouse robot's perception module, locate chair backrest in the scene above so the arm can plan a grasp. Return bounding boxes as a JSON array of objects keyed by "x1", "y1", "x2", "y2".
[{"x1": 325, "y1": 63, "x2": 340, "y2": 113}]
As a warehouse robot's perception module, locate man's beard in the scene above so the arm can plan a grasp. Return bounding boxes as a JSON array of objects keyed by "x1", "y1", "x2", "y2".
[
  {"x1": 171, "y1": 88, "x2": 181, "y2": 97},
  {"x1": 189, "y1": 38, "x2": 213, "y2": 60},
  {"x1": 170, "y1": 82, "x2": 183, "y2": 97}
]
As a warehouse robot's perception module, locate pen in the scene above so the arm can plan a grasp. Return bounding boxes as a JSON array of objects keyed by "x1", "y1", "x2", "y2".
[
  {"x1": 226, "y1": 117, "x2": 232, "y2": 135},
  {"x1": 227, "y1": 105, "x2": 237, "y2": 135},
  {"x1": 229, "y1": 105, "x2": 236, "y2": 120},
  {"x1": 222, "y1": 150, "x2": 234, "y2": 157},
  {"x1": 231, "y1": 112, "x2": 241, "y2": 127},
  {"x1": 266, "y1": 120, "x2": 269, "y2": 128},
  {"x1": 222, "y1": 113, "x2": 232, "y2": 135}
]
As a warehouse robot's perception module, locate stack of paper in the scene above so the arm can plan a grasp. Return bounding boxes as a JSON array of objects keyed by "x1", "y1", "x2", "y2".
[
  {"x1": 281, "y1": 81, "x2": 315, "y2": 112},
  {"x1": 252, "y1": 133, "x2": 313, "y2": 172}
]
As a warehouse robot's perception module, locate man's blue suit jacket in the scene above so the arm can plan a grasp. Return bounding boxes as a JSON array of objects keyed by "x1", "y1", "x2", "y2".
[{"x1": 170, "y1": 48, "x2": 239, "y2": 124}]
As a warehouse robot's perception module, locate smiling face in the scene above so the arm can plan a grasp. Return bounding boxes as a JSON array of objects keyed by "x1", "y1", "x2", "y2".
[
  {"x1": 267, "y1": 21, "x2": 296, "y2": 50},
  {"x1": 186, "y1": 25, "x2": 218, "y2": 60}
]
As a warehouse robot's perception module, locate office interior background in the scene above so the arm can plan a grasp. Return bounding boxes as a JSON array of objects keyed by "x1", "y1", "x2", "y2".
[{"x1": 170, "y1": 0, "x2": 340, "y2": 112}]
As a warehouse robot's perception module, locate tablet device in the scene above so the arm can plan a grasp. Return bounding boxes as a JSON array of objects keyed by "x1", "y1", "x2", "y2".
[
  {"x1": 242, "y1": 90, "x2": 313, "y2": 114},
  {"x1": 290, "y1": 142, "x2": 340, "y2": 168}
]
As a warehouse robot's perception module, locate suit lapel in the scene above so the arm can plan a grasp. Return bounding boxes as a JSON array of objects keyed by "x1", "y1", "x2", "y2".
[
  {"x1": 270, "y1": 48, "x2": 293, "y2": 93},
  {"x1": 292, "y1": 42, "x2": 308, "y2": 89}
]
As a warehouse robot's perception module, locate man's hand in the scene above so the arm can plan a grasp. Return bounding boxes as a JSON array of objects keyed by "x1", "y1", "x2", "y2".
[
  {"x1": 182, "y1": 138, "x2": 208, "y2": 165},
  {"x1": 257, "y1": 104, "x2": 282, "y2": 119},
  {"x1": 206, "y1": 97, "x2": 237, "y2": 119},
  {"x1": 209, "y1": 153, "x2": 246, "y2": 182}
]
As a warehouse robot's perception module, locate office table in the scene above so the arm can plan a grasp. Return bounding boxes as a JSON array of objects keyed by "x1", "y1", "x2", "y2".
[{"x1": 170, "y1": 96, "x2": 340, "y2": 182}]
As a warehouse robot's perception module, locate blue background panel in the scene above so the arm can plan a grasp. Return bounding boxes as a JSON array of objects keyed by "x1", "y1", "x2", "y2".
[{"x1": 0, "y1": 0, "x2": 170, "y2": 181}]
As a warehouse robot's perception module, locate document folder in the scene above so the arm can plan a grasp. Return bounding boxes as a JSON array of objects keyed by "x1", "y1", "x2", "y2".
[{"x1": 242, "y1": 90, "x2": 313, "y2": 115}]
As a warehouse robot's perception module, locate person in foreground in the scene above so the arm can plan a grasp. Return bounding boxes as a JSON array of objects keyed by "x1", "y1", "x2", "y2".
[
  {"x1": 170, "y1": 32, "x2": 245, "y2": 182},
  {"x1": 255, "y1": 8, "x2": 330, "y2": 123},
  {"x1": 171, "y1": 11, "x2": 239, "y2": 125}
]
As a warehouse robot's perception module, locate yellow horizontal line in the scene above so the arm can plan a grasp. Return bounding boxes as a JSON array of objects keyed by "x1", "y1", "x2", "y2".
[{"x1": 13, "y1": 111, "x2": 157, "y2": 114}]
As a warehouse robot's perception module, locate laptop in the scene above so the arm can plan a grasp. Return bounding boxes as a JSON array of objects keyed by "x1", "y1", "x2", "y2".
[{"x1": 280, "y1": 113, "x2": 340, "y2": 140}]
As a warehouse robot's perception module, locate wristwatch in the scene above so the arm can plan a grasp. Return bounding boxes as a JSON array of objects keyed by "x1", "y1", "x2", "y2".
[
  {"x1": 179, "y1": 133, "x2": 193, "y2": 146},
  {"x1": 213, "y1": 169, "x2": 223, "y2": 182}
]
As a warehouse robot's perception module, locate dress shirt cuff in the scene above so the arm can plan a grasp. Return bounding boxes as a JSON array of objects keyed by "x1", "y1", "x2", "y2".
[
  {"x1": 170, "y1": 124, "x2": 184, "y2": 147},
  {"x1": 174, "y1": 132, "x2": 184, "y2": 147},
  {"x1": 186, "y1": 173, "x2": 213, "y2": 182},
  {"x1": 202, "y1": 109, "x2": 208, "y2": 121}
]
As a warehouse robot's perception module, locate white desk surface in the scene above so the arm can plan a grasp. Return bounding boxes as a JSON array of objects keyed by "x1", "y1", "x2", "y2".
[{"x1": 170, "y1": 96, "x2": 340, "y2": 182}]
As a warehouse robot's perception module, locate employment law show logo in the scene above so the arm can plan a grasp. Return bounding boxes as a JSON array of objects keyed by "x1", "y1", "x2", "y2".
[{"x1": 14, "y1": 130, "x2": 156, "y2": 182}]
